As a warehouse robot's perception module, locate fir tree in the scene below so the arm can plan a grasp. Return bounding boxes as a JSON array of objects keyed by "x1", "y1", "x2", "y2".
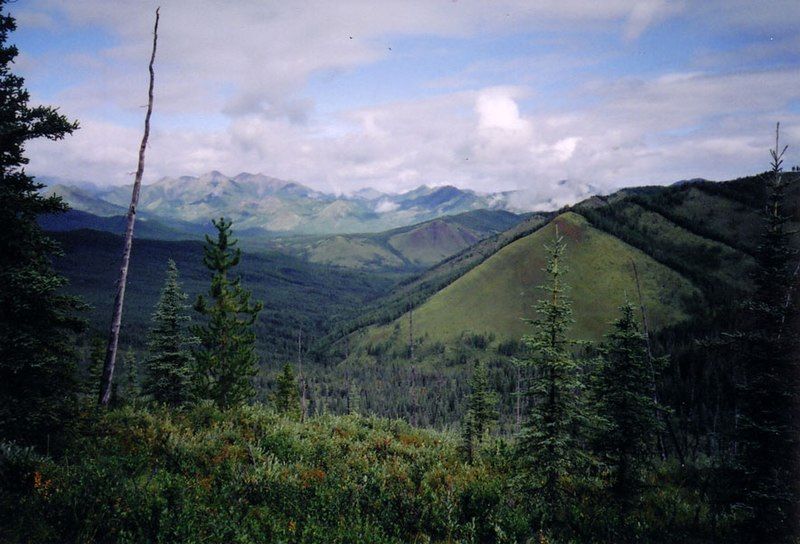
[
  {"x1": 143, "y1": 260, "x2": 194, "y2": 406},
  {"x1": 592, "y1": 301, "x2": 663, "y2": 521},
  {"x1": 517, "y1": 230, "x2": 587, "y2": 528},
  {"x1": 273, "y1": 363, "x2": 301, "y2": 418},
  {"x1": 0, "y1": 1, "x2": 84, "y2": 449},
  {"x1": 461, "y1": 360, "x2": 497, "y2": 463},
  {"x1": 193, "y1": 218, "x2": 263, "y2": 409},
  {"x1": 734, "y1": 125, "x2": 799, "y2": 542},
  {"x1": 347, "y1": 380, "x2": 360, "y2": 416},
  {"x1": 123, "y1": 346, "x2": 140, "y2": 404},
  {"x1": 81, "y1": 337, "x2": 105, "y2": 399}
]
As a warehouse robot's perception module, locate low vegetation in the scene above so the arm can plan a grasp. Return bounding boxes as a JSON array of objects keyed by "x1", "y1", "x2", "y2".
[{"x1": 2, "y1": 4, "x2": 799, "y2": 542}]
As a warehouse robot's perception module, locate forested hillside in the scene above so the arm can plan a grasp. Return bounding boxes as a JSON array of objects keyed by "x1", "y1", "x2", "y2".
[
  {"x1": 4, "y1": 3, "x2": 800, "y2": 542},
  {"x1": 51, "y1": 229, "x2": 395, "y2": 363},
  {"x1": 319, "y1": 173, "x2": 799, "y2": 428}
]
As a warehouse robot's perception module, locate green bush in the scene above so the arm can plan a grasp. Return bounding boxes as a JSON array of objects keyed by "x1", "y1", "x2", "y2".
[{"x1": 0, "y1": 405, "x2": 731, "y2": 543}]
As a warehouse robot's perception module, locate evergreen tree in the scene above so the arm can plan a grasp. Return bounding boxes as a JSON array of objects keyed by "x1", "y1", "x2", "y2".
[
  {"x1": 461, "y1": 360, "x2": 497, "y2": 463},
  {"x1": 273, "y1": 363, "x2": 301, "y2": 418},
  {"x1": 592, "y1": 301, "x2": 663, "y2": 522},
  {"x1": 517, "y1": 230, "x2": 587, "y2": 528},
  {"x1": 734, "y1": 126, "x2": 799, "y2": 542},
  {"x1": 0, "y1": 1, "x2": 84, "y2": 449},
  {"x1": 347, "y1": 379, "x2": 360, "y2": 415},
  {"x1": 143, "y1": 260, "x2": 194, "y2": 406},
  {"x1": 192, "y1": 218, "x2": 263, "y2": 409},
  {"x1": 122, "y1": 346, "x2": 140, "y2": 404},
  {"x1": 81, "y1": 337, "x2": 105, "y2": 399}
]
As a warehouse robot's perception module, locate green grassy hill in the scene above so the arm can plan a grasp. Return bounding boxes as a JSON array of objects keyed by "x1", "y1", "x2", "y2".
[
  {"x1": 321, "y1": 174, "x2": 800, "y2": 428},
  {"x1": 354, "y1": 212, "x2": 699, "y2": 354}
]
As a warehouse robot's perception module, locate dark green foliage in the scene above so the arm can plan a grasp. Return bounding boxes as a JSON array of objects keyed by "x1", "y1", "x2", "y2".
[
  {"x1": 81, "y1": 336, "x2": 105, "y2": 398},
  {"x1": 193, "y1": 218, "x2": 263, "y2": 409},
  {"x1": 273, "y1": 363, "x2": 301, "y2": 418},
  {"x1": 460, "y1": 360, "x2": 497, "y2": 463},
  {"x1": 593, "y1": 302, "x2": 663, "y2": 524},
  {"x1": 122, "y1": 346, "x2": 140, "y2": 404},
  {"x1": 142, "y1": 260, "x2": 194, "y2": 407},
  {"x1": 50, "y1": 228, "x2": 395, "y2": 362},
  {"x1": 517, "y1": 232, "x2": 588, "y2": 527},
  {"x1": 0, "y1": 405, "x2": 729, "y2": 543},
  {"x1": 733, "y1": 132, "x2": 800, "y2": 542},
  {"x1": 0, "y1": 1, "x2": 85, "y2": 450}
]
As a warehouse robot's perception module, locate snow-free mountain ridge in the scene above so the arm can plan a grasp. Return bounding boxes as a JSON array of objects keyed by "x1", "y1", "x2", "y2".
[{"x1": 45, "y1": 171, "x2": 563, "y2": 235}]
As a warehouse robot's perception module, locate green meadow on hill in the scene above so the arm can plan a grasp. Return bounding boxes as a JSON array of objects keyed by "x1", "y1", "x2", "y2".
[{"x1": 355, "y1": 212, "x2": 699, "y2": 354}]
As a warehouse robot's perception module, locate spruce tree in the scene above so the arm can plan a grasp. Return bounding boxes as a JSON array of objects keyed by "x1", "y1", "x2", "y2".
[
  {"x1": 82, "y1": 337, "x2": 105, "y2": 399},
  {"x1": 0, "y1": 1, "x2": 84, "y2": 449},
  {"x1": 143, "y1": 260, "x2": 194, "y2": 407},
  {"x1": 592, "y1": 301, "x2": 663, "y2": 522},
  {"x1": 734, "y1": 125, "x2": 799, "y2": 542},
  {"x1": 122, "y1": 346, "x2": 140, "y2": 404},
  {"x1": 193, "y1": 218, "x2": 263, "y2": 409},
  {"x1": 517, "y1": 230, "x2": 587, "y2": 528},
  {"x1": 461, "y1": 360, "x2": 497, "y2": 463},
  {"x1": 273, "y1": 363, "x2": 301, "y2": 418}
]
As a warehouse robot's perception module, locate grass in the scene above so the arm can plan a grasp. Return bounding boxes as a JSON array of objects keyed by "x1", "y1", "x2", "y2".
[{"x1": 359, "y1": 212, "x2": 700, "y2": 350}]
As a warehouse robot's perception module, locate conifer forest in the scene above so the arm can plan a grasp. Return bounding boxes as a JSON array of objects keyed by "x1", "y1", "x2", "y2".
[{"x1": 2, "y1": 2, "x2": 799, "y2": 543}]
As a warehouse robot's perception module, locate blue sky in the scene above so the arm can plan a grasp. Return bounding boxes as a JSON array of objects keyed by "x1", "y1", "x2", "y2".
[{"x1": 9, "y1": 0, "x2": 800, "y2": 205}]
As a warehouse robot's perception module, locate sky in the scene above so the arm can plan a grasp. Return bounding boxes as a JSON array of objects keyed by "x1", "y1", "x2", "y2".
[{"x1": 8, "y1": 0, "x2": 800, "y2": 204}]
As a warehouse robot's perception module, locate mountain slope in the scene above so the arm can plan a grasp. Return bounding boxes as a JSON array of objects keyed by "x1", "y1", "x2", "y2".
[
  {"x1": 38, "y1": 209, "x2": 207, "y2": 241},
  {"x1": 46, "y1": 172, "x2": 535, "y2": 235},
  {"x1": 51, "y1": 229, "x2": 395, "y2": 362},
  {"x1": 352, "y1": 212, "x2": 700, "y2": 357},
  {"x1": 272, "y1": 209, "x2": 524, "y2": 270},
  {"x1": 44, "y1": 184, "x2": 128, "y2": 216},
  {"x1": 336, "y1": 172, "x2": 800, "y2": 361},
  {"x1": 43, "y1": 205, "x2": 526, "y2": 271}
]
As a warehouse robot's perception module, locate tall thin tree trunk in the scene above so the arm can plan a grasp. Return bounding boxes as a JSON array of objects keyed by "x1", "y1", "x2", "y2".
[{"x1": 99, "y1": 8, "x2": 159, "y2": 406}]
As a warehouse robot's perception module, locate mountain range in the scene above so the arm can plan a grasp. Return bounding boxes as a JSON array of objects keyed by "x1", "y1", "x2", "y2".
[
  {"x1": 43, "y1": 171, "x2": 550, "y2": 236},
  {"x1": 46, "y1": 170, "x2": 800, "y2": 423}
]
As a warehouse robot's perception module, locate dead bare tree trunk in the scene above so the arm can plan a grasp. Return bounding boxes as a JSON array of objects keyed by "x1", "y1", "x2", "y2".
[{"x1": 99, "y1": 8, "x2": 160, "y2": 406}]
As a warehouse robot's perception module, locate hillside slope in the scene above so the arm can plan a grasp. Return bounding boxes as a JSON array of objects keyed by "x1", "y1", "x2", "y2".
[
  {"x1": 272, "y1": 209, "x2": 524, "y2": 270},
  {"x1": 51, "y1": 229, "x2": 395, "y2": 362},
  {"x1": 42, "y1": 206, "x2": 525, "y2": 272},
  {"x1": 353, "y1": 212, "x2": 699, "y2": 356}
]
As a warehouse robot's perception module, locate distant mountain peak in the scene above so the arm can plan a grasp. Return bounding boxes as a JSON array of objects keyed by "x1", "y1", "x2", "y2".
[{"x1": 43, "y1": 172, "x2": 540, "y2": 235}]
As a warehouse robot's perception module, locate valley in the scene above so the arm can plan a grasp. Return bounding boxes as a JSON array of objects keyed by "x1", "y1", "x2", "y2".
[
  {"x1": 6, "y1": 3, "x2": 800, "y2": 540},
  {"x1": 47, "y1": 170, "x2": 800, "y2": 426}
]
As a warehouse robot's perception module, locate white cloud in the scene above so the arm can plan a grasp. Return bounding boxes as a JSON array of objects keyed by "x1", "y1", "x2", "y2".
[
  {"x1": 13, "y1": 0, "x2": 800, "y2": 206},
  {"x1": 476, "y1": 88, "x2": 530, "y2": 133},
  {"x1": 624, "y1": 0, "x2": 685, "y2": 41},
  {"x1": 374, "y1": 199, "x2": 400, "y2": 213}
]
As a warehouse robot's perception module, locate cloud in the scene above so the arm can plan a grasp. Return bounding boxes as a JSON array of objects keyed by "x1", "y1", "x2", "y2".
[
  {"x1": 26, "y1": 65, "x2": 800, "y2": 203},
  {"x1": 624, "y1": 0, "x2": 685, "y2": 41},
  {"x1": 13, "y1": 0, "x2": 800, "y2": 206},
  {"x1": 476, "y1": 87, "x2": 531, "y2": 133}
]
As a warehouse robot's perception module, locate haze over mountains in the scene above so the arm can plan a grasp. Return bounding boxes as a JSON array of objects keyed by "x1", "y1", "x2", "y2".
[{"x1": 43, "y1": 171, "x2": 575, "y2": 236}]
